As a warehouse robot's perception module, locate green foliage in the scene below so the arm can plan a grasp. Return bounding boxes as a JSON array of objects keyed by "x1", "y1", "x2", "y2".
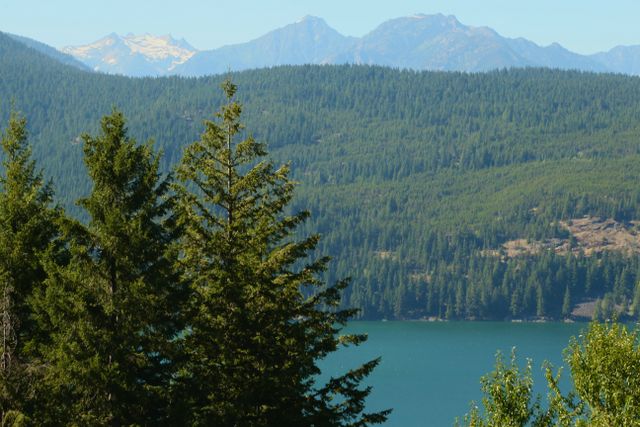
[
  {"x1": 459, "y1": 321, "x2": 640, "y2": 427},
  {"x1": 0, "y1": 112, "x2": 58, "y2": 421},
  {"x1": 561, "y1": 286, "x2": 571, "y2": 318},
  {"x1": 0, "y1": 411, "x2": 30, "y2": 427},
  {"x1": 631, "y1": 284, "x2": 640, "y2": 317},
  {"x1": 38, "y1": 111, "x2": 184, "y2": 424},
  {"x1": 457, "y1": 350, "x2": 541, "y2": 427},
  {"x1": 174, "y1": 79, "x2": 389, "y2": 425},
  {"x1": 566, "y1": 322, "x2": 640, "y2": 426}
]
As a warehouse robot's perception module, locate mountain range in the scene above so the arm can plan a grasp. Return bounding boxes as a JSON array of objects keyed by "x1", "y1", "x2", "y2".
[{"x1": 51, "y1": 14, "x2": 640, "y2": 77}]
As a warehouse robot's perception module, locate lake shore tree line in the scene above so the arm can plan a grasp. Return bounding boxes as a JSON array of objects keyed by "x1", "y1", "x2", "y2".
[{"x1": 0, "y1": 81, "x2": 390, "y2": 425}]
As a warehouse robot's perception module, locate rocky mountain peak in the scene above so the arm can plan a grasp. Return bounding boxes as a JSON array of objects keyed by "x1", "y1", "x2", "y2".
[{"x1": 56, "y1": 14, "x2": 639, "y2": 77}]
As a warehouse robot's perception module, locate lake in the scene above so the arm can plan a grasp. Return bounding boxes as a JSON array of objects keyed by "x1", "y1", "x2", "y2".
[{"x1": 319, "y1": 321, "x2": 586, "y2": 427}]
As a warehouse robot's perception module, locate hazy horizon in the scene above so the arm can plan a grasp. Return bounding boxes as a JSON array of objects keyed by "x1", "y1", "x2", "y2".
[{"x1": 2, "y1": 0, "x2": 640, "y2": 55}]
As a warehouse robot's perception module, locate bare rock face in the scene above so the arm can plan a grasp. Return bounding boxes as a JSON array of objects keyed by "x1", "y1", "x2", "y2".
[
  {"x1": 486, "y1": 217, "x2": 640, "y2": 259},
  {"x1": 560, "y1": 217, "x2": 640, "y2": 256}
]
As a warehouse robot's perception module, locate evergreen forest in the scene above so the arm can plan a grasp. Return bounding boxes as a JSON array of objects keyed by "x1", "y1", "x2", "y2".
[
  {"x1": 3, "y1": 31, "x2": 640, "y2": 321},
  {"x1": 0, "y1": 76, "x2": 389, "y2": 424}
]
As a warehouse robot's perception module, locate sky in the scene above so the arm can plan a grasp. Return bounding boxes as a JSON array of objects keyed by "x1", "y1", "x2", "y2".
[{"x1": 2, "y1": 0, "x2": 640, "y2": 54}]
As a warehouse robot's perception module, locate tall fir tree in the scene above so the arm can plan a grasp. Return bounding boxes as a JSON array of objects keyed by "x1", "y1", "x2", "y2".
[
  {"x1": 0, "y1": 112, "x2": 58, "y2": 422},
  {"x1": 175, "y1": 79, "x2": 390, "y2": 426},
  {"x1": 561, "y1": 286, "x2": 571, "y2": 318},
  {"x1": 39, "y1": 110, "x2": 185, "y2": 425}
]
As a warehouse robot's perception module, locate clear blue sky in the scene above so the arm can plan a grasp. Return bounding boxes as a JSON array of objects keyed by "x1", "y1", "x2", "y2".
[{"x1": 2, "y1": 0, "x2": 639, "y2": 54}]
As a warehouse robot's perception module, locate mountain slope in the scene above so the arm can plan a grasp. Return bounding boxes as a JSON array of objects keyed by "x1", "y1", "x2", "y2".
[
  {"x1": 173, "y1": 16, "x2": 355, "y2": 76},
  {"x1": 3, "y1": 32, "x2": 640, "y2": 320},
  {"x1": 333, "y1": 14, "x2": 604, "y2": 72},
  {"x1": 175, "y1": 14, "x2": 607, "y2": 75},
  {"x1": 591, "y1": 45, "x2": 640, "y2": 75},
  {"x1": 339, "y1": 14, "x2": 526, "y2": 71},
  {"x1": 505, "y1": 38, "x2": 606, "y2": 71},
  {"x1": 5, "y1": 32, "x2": 90, "y2": 71}
]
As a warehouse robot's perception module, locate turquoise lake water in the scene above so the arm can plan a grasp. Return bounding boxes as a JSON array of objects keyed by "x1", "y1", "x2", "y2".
[{"x1": 319, "y1": 321, "x2": 586, "y2": 427}]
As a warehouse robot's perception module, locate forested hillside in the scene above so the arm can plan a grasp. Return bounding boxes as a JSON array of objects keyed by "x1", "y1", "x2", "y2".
[{"x1": 3, "y1": 31, "x2": 640, "y2": 320}]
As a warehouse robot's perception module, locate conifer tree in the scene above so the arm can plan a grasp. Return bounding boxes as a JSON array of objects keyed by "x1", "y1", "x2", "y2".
[
  {"x1": 39, "y1": 110, "x2": 184, "y2": 425},
  {"x1": 561, "y1": 286, "x2": 571, "y2": 318},
  {"x1": 175, "y1": 80, "x2": 390, "y2": 426},
  {"x1": 631, "y1": 283, "x2": 640, "y2": 317},
  {"x1": 0, "y1": 112, "x2": 58, "y2": 421}
]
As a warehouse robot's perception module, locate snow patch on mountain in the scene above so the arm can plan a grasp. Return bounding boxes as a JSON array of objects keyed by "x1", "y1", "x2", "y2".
[
  {"x1": 61, "y1": 33, "x2": 197, "y2": 76},
  {"x1": 63, "y1": 35, "x2": 117, "y2": 58},
  {"x1": 121, "y1": 34, "x2": 195, "y2": 63}
]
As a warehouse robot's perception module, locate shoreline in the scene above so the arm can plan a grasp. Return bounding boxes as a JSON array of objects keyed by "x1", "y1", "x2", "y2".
[{"x1": 369, "y1": 317, "x2": 600, "y2": 323}]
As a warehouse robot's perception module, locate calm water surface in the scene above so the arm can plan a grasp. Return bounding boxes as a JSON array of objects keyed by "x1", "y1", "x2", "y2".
[{"x1": 319, "y1": 321, "x2": 585, "y2": 427}]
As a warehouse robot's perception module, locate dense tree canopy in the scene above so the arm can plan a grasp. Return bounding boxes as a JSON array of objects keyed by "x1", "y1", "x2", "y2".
[
  {"x1": 3, "y1": 31, "x2": 640, "y2": 321},
  {"x1": 37, "y1": 110, "x2": 184, "y2": 424},
  {"x1": 0, "y1": 112, "x2": 58, "y2": 422}
]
